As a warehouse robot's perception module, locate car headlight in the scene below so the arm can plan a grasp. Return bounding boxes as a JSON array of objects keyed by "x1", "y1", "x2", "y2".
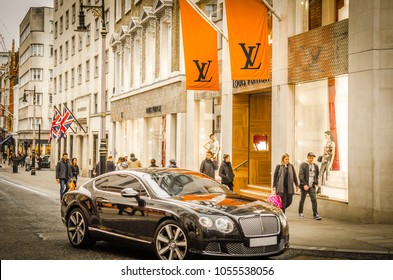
[
  {"x1": 199, "y1": 216, "x2": 213, "y2": 228},
  {"x1": 215, "y1": 218, "x2": 234, "y2": 233},
  {"x1": 278, "y1": 212, "x2": 287, "y2": 228}
]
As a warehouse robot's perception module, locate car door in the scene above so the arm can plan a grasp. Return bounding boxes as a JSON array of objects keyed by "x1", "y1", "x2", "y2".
[{"x1": 98, "y1": 173, "x2": 155, "y2": 241}]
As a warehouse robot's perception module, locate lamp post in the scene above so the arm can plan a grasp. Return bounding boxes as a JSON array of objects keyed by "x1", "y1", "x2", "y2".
[
  {"x1": 23, "y1": 86, "x2": 36, "y2": 175},
  {"x1": 76, "y1": 0, "x2": 107, "y2": 175}
]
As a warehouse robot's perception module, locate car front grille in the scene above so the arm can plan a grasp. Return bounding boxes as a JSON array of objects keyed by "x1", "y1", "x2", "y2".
[
  {"x1": 239, "y1": 214, "x2": 280, "y2": 237},
  {"x1": 226, "y1": 239, "x2": 286, "y2": 256}
]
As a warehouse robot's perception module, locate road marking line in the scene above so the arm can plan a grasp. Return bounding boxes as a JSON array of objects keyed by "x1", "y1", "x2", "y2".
[{"x1": 0, "y1": 178, "x2": 51, "y2": 198}]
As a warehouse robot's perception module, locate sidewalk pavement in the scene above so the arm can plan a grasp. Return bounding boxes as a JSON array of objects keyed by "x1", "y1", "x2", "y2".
[{"x1": 1, "y1": 165, "x2": 393, "y2": 257}]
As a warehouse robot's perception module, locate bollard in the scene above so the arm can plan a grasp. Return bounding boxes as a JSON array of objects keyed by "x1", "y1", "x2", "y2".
[{"x1": 12, "y1": 158, "x2": 18, "y2": 173}]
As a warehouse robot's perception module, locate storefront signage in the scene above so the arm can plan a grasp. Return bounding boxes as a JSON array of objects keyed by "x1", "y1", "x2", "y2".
[
  {"x1": 146, "y1": 105, "x2": 161, "y2": 114},
  {"x1": 233, "y1": 79, "x2": 270, "y2": 88}
]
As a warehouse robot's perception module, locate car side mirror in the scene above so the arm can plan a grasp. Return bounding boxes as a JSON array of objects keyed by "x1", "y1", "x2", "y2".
[
  {"x1": 121, "y1": 188, "x2": 139, "y2": 198},
  {"x1": 121, "y1": 188, "x2": 146, "y2": 207}
]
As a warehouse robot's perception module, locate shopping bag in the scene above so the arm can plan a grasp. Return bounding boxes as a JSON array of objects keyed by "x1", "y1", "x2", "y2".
[
  {"x1": 267, "y1": 195, "x2": 282, "y2": 208},
  {"x1": 68, "y1": 179, "x2": 75, "y2": 191}
]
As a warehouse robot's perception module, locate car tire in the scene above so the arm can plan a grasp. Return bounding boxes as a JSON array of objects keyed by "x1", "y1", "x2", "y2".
[
  {"x1": 66, "y1": 208, "x2": 95, "y2": 248},
  {"x1": 154, "y1": 220, "x2": 188, "y2": 260}
]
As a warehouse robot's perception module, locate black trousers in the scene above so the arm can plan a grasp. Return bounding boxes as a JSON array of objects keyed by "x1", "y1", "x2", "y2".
[
  {"x1": 280, "y1": 194, "x2": 293, "y2": 213},
  {"x1": 298, "y1": 186, "x2": 318, "y2": 216}
]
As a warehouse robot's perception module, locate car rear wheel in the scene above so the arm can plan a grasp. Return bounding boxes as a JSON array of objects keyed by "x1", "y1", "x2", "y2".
[
  {"x1": 154, "y1": 220, "x2": 188, "y2": 260},
  {"x1": 66, "y1": 208, "x2": 95, "y2": 248}
]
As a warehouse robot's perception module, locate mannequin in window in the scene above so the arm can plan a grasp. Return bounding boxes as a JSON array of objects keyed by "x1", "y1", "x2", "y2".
[{"x1": 319, "y1": 131, "x2": 335, "y2": 192}]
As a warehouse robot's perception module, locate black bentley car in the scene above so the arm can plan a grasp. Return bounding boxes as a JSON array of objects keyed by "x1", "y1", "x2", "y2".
[{"x1": 61, "y1": 169, "x2": 289, "y2": 260}]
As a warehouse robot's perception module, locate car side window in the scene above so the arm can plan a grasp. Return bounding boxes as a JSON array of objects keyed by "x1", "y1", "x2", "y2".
[
  {"x1": 107, "y1": 174, "x2": 148, "y2": 197},
  {"x1": 94, "y1": 177, "x2": 108, "y2": 191}
]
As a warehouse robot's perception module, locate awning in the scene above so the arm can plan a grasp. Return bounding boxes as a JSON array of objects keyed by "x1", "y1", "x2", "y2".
[{"x1": 0, "y1": 135, "x2": 14, "y2": 146}]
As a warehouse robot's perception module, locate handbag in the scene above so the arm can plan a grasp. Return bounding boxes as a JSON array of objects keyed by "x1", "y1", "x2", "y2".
[
  {"x1": 267, "y1": 195, "x2": 282, "y2": 208},
  {"x1": 68, "y1": 179, "x2": 75, "y2": 191}
]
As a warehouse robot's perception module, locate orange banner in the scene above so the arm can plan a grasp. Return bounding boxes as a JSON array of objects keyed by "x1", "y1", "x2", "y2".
[
  {"x1": 179, "y1": 0, "x2": 219, "y2": 91},
  {"x1": 225, "y1": 0, "x2": 270, "y2": 80}
]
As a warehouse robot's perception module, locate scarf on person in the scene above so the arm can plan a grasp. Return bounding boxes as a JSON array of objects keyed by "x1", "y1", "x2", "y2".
[{"x1": 276, "y1": 163, "x2": 295, "y2": 195}]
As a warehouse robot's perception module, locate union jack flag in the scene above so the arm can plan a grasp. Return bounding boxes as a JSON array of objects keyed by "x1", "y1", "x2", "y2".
[
  {"x1": 58, "y1": 106, "x2": 75, "y2": 139},
  {"x1": 48, "y1": 108, "x2": 62, "y2": 143}
]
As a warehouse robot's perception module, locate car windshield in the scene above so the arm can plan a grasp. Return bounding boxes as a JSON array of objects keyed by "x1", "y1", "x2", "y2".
[{"x1": 143, "y1": 171, "x2": 230, "y2": 197}]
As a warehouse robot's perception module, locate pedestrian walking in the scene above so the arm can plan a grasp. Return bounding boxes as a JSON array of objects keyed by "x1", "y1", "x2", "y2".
[
  {"x1": 273, "y1": 153, "x2": 299, "y2": 213},
  {"x1": 71, "y1": 158, "x2": 80, "y2": 186},
  {"x1": 298, "y1": 152, "x2": 322, "y2": 220},
  {"x1": 25, "y1": 155, "x2": 32, "y2": 171},
  {"x1": 149, "y1": 158, "x2": 159, "y2": 167},
  {"x1": 56, "y1": 152, "x2": 72, "y2": 199},
  {"x1": 107, "y1": 156, "x2": 116, "y2": 172},
  {"x1": 200, "y1": 151, "x2": 218, "y2": 179},
  {"x1": 129, "y1": 153, "x2": 142, "y2": 168},
  {"x1": 219, "y1": 154, "x2": 235, "y2": 191},
  {"x1": 167, "y1": 159, "x2": 178, "y2": 168}
]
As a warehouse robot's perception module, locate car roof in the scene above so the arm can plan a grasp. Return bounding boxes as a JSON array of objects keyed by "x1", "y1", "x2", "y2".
[{"x1": 109, "y1": 168, "x2": 212, "y2": 179}]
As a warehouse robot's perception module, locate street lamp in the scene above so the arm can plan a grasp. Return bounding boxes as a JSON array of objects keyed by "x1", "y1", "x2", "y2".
[
  {"x1": 76, "y1": 1, "x2": 107, "y2": 175},
  {"x1": 23, "y1": 86, "x2": 36, "y2": 175}
]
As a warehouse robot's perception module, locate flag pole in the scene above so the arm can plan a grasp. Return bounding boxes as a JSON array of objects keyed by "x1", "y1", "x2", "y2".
[
  {"x1": 186, "y1": 0, "x2": 228, "y2": 41},
  {"x1": 260, "y1": 0, "x2": 282, "y2": 21},
  {"x1": 62, "y1": 103, "x2": 87, "y2": 133}
]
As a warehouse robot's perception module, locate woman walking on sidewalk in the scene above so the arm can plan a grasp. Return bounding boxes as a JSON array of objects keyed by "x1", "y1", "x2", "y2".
[
  {"x1": 71, "y1": 158, "x2": 80, "y2": 187},
  {"x1": 272, "y1": 153, "x2": 299, "y2": 213}
]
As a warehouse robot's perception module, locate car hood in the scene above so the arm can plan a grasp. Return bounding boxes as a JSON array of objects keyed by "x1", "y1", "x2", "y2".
[{"x1": 167, "y1": 193, "x2": 280, "y2": 216}]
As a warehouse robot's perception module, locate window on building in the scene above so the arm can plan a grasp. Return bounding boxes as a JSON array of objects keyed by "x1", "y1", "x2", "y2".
[
  {"x1": 50, "y1": 45, "x2": 53, "y2": 57},
  {"x1": 55, "y1": 0, "x2": 58, "y2": 11},
  {"x1": 49, "y1": 93, "x2": 53, "y2": 105},
  {"x1": 20, "y1": 24, "x2": 30, "y2": 43},
  {"x1": 31, "y1": 68, "x2": 43, "y2": 81},
  {"x1": 60, "y1": 16, "x2": 63, "y2": 34},
  {"x1": 59, "y1": 74, "x2": 62, "y2": 92},
  {"x1": 133, "y1": 37, "x2": 141, "y2": 88},
  {"x1": 71, "y1": 68, "x2": 75, "y2": 87},
  {"x1": 105, "y1": 9, "x2": 110, "y2": 31},
  {"x1": 20, "y1": 71, "x2": 30, "y2": 86},
  {"x1": 145, "y1": 27, "x2": 155, "y2": 84},
  {"x1": 65, "y1": 71, "x2": 68, "y2": 90},
  {"x1": 78, "y1": 34, "x2": 83, "y2": 51},
  {"x1": 115, "y1": 0, "x2": 122, "y2": 22},
  {"x1": 20, "y1": 48, "x2": 30, "y2": 65},
  {"x1": 78, "y1": 64, "x2": 82, "y2": 84},
  {"x1": 125, "y1": 0, "x2": 131, "y2": 13},
  {"x1": 95, "y1": 18, "x2": 99, "y2": 40},
  {"x1": 65, "y1": 41, "x2": 69, "y2": 60},
  {"x1": 54, "y1": 49, "x2": 57, "y2": 66},
  {"x1": 72, "y1": 3, "x2": 76, "y2": 24},
  {"x1": 94, "y1": 55, "x2": 99, "y2": 78},
  {"x1": 49, "y1": 20, "x2": 54, "y2": 33},
  {"x1": 54, "y1": 77, "x2": 57, "y2": 93},
  {"x1": 66, "y1": 10, "x2": 69, "y2": 30},
  {"x1": 86, "y1": 24, "x2": 91, "y2": 46},
  {"x1": 71, "y1": 36, "x2": 75, "y2": 55},
  {"x1": 49, "y1": 69, "x2": 53, "y2": 81},
  {"x1": 86, "y1": 60, "x2": 90, "y2": 81},
  {"x1": 31, "y1": 44, "x2": 44, "y2": 56},
  {"x1": 160, "y1": 18, "x2": 172, "y2": 79},
  {"x1": 55, "y1": 21, "x2": 58, "y2": 38},
  {"x1": 94, "y1": 93, "x2": 98, "y2": 113},
  {"x1": 105, "y1": 49, "x2": 109, "y2": 74},
  {"x1": 59, "y1": 45, "x2": 63, "y2": 63}
]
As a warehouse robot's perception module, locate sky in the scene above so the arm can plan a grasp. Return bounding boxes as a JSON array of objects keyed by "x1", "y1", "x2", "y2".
[{"x1": 0, "y1": 0, "x2": 53, "y2": 51}]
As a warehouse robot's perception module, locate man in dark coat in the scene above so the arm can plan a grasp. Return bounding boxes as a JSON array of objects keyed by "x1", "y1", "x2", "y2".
[
  {"x1": 56, "y1": 152, "x2": 72, "y2": 199},
  {"x1": 107, "y1": 156, "x2": 116, "y2": 172},
  {"x1": 298, "y1": 152, "x2": 322, "y2": 220},
  {"x1": 200, "y1": 151, "x2": 218, "y2": 179}
]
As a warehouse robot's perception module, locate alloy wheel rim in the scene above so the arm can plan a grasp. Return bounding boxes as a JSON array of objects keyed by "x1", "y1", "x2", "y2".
[
  {"x1": 156, "y1": 224, "x2": 187, "y2": 260},
  {"x1": 68, "y1": 211, "x2": 85, "y2": 245}
]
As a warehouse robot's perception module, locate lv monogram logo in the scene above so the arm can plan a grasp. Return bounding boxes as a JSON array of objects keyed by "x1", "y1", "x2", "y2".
[
  {"x1": 193, "y1": 60, "x2": 213, "y2": 82},
  {"x1": 239, "y1": 43, "x2": 262, "y2": 70}
]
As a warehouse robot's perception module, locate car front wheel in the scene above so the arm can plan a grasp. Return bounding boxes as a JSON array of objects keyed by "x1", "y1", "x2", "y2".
[
  {"x1": 66, "y1": 208, "x2": 95, "y2": 248},
  {"x1": 154, "y1": 220, "x2": 188, "y2": 260}
]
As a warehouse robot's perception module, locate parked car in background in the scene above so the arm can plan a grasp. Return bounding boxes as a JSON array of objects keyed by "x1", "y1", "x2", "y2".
[
  {"x1": 40, "y1": 155, "x2": 50, "y2": 168},
  {"x1": 61, "y1": 168, "x2": 289, "y2": 260}
]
